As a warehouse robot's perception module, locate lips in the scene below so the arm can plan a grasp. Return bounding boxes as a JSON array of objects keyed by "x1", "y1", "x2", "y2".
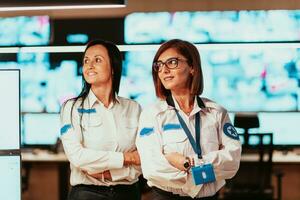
[
  {"x1": 87, "y1": 71, "x2": 97, "y2": 76},
  {"x1": 163, "y1": 76, "x2": 174, "y2": 81}
]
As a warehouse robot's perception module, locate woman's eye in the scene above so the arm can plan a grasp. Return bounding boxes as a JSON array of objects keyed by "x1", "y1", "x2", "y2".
[
  {"x1": 84, "y1": 59, "x2": 89, "y2": 64},
  {"x1": 96, "y1": 58, "x2": 102, "y2": 63},
  {"x1": 157, "y1": 62, "x2": 163, "y2": 68},
  {"x1": 168, "y1": 59, "x2": 177, "y2": 65}
]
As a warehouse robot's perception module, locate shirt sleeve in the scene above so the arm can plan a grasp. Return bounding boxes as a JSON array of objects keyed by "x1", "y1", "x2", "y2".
[
  {"x1": 136, "y1": 109, "x2": 187, "y2": 188},
  {"x1": 110, "y1": 165, "x2": 141, "y2": 182},
  {"x1": 60, "y1": 100, "x2": 124, "y2": 174},
  {"x1": 201, "y1": 110, "x2": 242, "y2": 181}
]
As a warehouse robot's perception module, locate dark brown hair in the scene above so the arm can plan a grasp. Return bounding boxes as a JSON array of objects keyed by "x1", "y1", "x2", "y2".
[
  {"x1": 80, "y1": 39, "x2": 122, "y2": 102},
  {"x1": 152, "y1": 39, "x2": 203, "y2": 99},
  {"x1": 64, "y1": 39, "x2": 122, "y2": 129}
]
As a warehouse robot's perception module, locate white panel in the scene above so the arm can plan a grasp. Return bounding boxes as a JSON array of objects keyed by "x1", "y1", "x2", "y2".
[
  {"x1": 0, "y1": 70, "x2": 20, "y2": 149},
  {"x1": 23, "y1": 113, "x2": 60, "y2": 145},
  {"x1": 0, "y1": 156, "x2": 21, "y2": 200},
  {"x1": 258, "y1": 112, "x2": 300, "y2": 145}
]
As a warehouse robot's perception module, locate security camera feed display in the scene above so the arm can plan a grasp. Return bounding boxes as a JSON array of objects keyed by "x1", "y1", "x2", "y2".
[
  {"x1": 123, "y1": 48, "x2": 300, "y2": 112},
  {"x1": 0, "y1": 156, "x2": 20, "y2": 200},
  {"x1": 0, "y1": 11, "x2": 300, "y2": 146},
  {"x1": 0, "y1": 52, "x2": 82, "y2": 113},
  {"x1": 124, "y1": 10, "x2": 300, "y2": 111},
  {"x1": 125, "y1": 10, "x2": 300, "y2": 43},
  {"x1": 0, "y1": 70, "x2": 20, "y2": 150},
  {"x1": 0, "y1": 16, "x2": 50, "y2": 46}
]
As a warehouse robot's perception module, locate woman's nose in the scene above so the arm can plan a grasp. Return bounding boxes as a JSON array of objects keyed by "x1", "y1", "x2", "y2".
[
  {"x1": 161, "y1": 65, "x2": 170, "y2": 73},
  {"x1": 88, "y1": 61, "x2": 95, "y2": 69}
]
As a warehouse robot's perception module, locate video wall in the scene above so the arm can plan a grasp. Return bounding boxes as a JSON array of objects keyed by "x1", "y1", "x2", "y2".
[
  {"x1": 0, "y1": 16, "x2": 50, "y2": 46},
  {"x1": 0, "y1": 12, "x2": 300, "y2": 147},
  {"x1": 125, "y1": 10, "x2": 300, "y2": 43},
  {"x1": 124, "y1": 10, "x2": 300, "y2": 111}
]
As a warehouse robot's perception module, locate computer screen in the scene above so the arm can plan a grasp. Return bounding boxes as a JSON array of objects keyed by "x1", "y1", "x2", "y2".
[
  {"x1": 0, "y1": 156, "x2": 21, "y2": 200},
  {"x1": 125, "y1": 10, "x2": 300, "y2": 43},
  {"x1": 122, "y1": 48, "x2": 300, "y2": 111},
  {"x1": 0, "y1": 16, "x2": 50, "y2": 46},
  {"x1": 124, "y1": 10, "x2": 300, "y2": 111},
  {"x1": 256, "y1": 112, "x2": 300, "y2": 146},
  {"x1": 231, "y1": 112, "x2": 300, "y2": 146},
  {"x1": 0, "y1": 70, "x2": 20, "y2": 150},
  {"x1": 22, "y1": 113, "x2": 60, "y2": 146}
]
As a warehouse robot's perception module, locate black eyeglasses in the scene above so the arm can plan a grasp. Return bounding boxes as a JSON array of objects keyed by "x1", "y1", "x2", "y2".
[{"x1": 153, "y1": 57, "x2": 188, "y2": 72}]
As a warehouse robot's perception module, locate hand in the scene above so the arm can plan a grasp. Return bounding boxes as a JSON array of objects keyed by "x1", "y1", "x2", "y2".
[
  {"x1": 164, "y1": 152, "x2": 186, "y2": 171},
  {"x1": 83, "y1": 170, "x2": 112, "y2": 181},
  {"x1": 123, "y1": 150, "x2": 141, "y2": 166}
]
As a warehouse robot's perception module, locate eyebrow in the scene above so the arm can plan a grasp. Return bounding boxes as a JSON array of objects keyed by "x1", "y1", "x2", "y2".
[
  {"x1": 157, "y1": 57, "x2": 178, "y2": 62},
  {"x1": 84, "y1": 55, "x2": 105, "y2": 59}
]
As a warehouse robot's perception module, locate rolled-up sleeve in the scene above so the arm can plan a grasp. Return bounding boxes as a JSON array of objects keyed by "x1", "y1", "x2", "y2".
[{"x1": 110, "y1": 165, "x2": 141, "y2": 182}]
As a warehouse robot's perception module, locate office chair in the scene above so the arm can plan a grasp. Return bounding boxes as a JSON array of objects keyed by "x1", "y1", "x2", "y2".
[
  {"x1": 233, "y1": 113, "x2": 259, "y2": 146},
  {"x1": 223, "y1": 133, "x2": 282, "y2": 200}
]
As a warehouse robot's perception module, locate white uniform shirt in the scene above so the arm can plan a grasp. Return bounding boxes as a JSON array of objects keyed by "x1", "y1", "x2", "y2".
[
  {"x1": 136, "y1": 96, "x2": 242, "y2": 198},
  {"x1": 60, "y1": 90, "x2": 142, "y2": 186}
]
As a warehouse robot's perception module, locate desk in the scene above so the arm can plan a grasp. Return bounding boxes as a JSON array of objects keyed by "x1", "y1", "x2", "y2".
[
  {"x1": 22, "y1": 152, "x2": 67, "y2": 162},
  {"x1": 241, "y1": 151, "x2": 300, "y2": 163},
  {"x1": 22, "y1": 150, "x2": 300, "y2": 163},
  {"x1": 22, "y1": 151, "x2": 69, "y2": 200},
  {"x1": 240, "y1": 150, "x2": 300, "y2": 200}
]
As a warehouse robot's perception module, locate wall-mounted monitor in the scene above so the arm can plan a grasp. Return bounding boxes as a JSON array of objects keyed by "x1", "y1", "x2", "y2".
[
  {"x1": 122, "y1": 47, "x2": 300, "y2": 111},
  {"x1": 22, "y1": 113, "x2": 60, "y2": 148},
  {"x1": 125, "y1": 10, "x2": 300, "y2": 44},
  {"x1": 232, "y1": 112, "x2": 300, "y2": 147},
  {"x1": 256, "y1": 112, "x2": 300, "y2": 146},
  {"x1": 0, "y1": 69, "x2": 20, "y2": 150},
  {"x1": 124, "y1": 10, "x2": 300, "y2": 111},
  {"x1": 0, "y1": 155, "x2": 21, "y2": 200},
  {"x1": 0, "y1": 16, "x2": 50, "y2": 46}
]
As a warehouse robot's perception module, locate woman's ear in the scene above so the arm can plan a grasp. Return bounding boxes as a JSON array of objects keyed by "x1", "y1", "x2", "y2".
[{"x1": 190, "y1": 68, "x2": 195, "y2": 76}]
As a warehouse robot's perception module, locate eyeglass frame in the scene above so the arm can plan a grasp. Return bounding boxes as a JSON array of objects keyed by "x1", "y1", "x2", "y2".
[{"x1": 153, "y1": 57, "x2": 189, "y2": 72}]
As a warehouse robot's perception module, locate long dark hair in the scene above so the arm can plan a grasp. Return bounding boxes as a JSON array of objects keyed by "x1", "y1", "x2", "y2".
[{"x1": 63, "y1": 39, "x2": 122, "y2": 128}]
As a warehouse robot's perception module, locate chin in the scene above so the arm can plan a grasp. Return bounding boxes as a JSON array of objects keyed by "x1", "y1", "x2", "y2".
[
  {"x1": 85, "y1": 78, "x2": 95, "y2": 84},
  {"x1": 162, "y1": 84, "x2": 175, "y2": 90}
]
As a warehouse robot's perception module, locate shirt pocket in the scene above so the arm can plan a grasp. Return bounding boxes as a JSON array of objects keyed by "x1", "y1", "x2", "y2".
[
  {"x1": 162, "y1": 129, "x2": 188, "y2": 154},
  {"x1": 202, "y1": 123, "x2": 219, "y2": 144},
  {"x1": 201, "y1": 125, "x2": 220, "y2": 154},
  {"x1": 118, "y1": 117, "x2": 139, "y2": 149},
  {"x1": 81, "y1": 114, "x2": 103, "y2": 129}
]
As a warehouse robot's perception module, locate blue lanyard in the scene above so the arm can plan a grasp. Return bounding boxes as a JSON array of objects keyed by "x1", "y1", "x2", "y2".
[{"x1": 174, "y1": 110, "x2": 202, "y2": 159}]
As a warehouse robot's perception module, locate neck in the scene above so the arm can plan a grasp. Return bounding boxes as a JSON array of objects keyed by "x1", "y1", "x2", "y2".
[
  {"x1": 172, "y1": 89, "x2": 194, "y2": 115},
  {"x1": 91, "y1": 83, "x2": 113, "y2": 108}
]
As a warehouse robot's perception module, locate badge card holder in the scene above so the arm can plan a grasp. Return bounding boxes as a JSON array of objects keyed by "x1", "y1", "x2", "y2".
[
  {"x1": 174, "y1": 106, "x2": 216, "y2": 186},
  {"x1": 191, "y1": 163, "x2": 216, "y2": 185}
]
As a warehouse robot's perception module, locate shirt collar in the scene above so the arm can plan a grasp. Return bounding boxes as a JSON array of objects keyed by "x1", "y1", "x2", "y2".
[
  {"x1": 164, "y1": 95, "x2": 206, "y2": 115},
  {"x1": 86, "y1": 89, "x2": 120, "y2": 109}
]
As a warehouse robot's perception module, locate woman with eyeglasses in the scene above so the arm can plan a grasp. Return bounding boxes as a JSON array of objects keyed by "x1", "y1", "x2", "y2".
[
  {"x1": 136, "y1": 39, "x2": 241, "y2": 200},
  {"x1": 60, "y1": 39, "x2": 141, "y2": 200}
]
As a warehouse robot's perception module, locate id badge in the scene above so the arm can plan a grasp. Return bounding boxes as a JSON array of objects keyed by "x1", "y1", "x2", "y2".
[{"x1": 191, "y1": 163, "x2": 216, "y2": 185}]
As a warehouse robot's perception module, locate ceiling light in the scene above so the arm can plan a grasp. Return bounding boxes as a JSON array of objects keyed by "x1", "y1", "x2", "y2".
[{"x1": 0, "y1": 0, "x2": 126, "y2": 11}]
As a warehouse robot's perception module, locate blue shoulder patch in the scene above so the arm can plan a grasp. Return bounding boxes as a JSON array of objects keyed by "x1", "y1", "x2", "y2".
[
  {"x1": 140, "y1": 127, "x2": 154, "y2": 137},
  {"x1": 223, "y1": 123, "x2": 239, "y2": 140},
  {"x1": 60, "y1": 124, "x2": 72, "y2": 136},
  {"x1": 163, "y1": 123, "x2": 181, "y2": 131},
  {"x1": 77, "y1": 108, "x2": 96, "y2": 114}
]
